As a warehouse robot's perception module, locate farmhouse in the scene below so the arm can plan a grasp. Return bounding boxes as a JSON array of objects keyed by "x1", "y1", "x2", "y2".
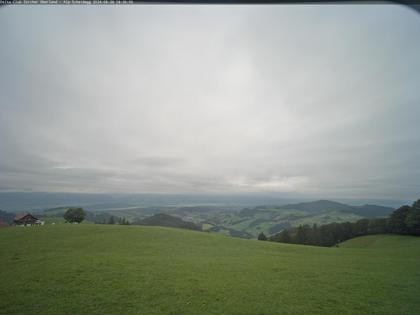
[{"x1": 13, "y1": 213, "x2": 44, "y2": 226}]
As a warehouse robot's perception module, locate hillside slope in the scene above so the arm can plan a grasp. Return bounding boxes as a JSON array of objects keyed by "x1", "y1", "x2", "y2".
[
  {"x1": 201, "y1": 200, "x2": 394, "y2": 238},
  {"x1": 0, "y1": 226, "x2": 419, "y2": 315},
  {"x1": 135, "y1": 213, "x2": 200, "y2": 230},
  {"x1": 278, "y1": 200, "x2": 394, "y2": 217},
  {"x1": 339, "y1": 234, "x2": 420, "y2": 249}
]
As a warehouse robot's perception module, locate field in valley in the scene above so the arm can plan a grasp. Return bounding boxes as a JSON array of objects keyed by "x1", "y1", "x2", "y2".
[{"x1": 0, "y1": 225, "x2": 419, "y2": 315}]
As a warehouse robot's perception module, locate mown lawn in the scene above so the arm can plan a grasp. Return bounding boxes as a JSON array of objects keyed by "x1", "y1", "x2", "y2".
[{"x1": 0, "y1": 225, "x2": 419, "y2": 315}]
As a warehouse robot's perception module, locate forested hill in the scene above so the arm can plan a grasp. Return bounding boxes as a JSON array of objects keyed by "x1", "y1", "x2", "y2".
[
  {"x1": 134, "y1": 213, "x2": 200, "y2": 231},
  {"x1": 269, "y1": 198, "x2": 420, "y2": 247},
  {"x1": 278, "y1": 200, "x2": 394, "y2": 217}
]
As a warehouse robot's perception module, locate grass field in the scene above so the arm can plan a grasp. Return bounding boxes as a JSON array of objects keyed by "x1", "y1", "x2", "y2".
[
  {"x1": 339, "y1": 234, "x2": 420, "y2": 249},
  {"x1": 0, "y1": 226, "x2": 419, "y2": 315}
]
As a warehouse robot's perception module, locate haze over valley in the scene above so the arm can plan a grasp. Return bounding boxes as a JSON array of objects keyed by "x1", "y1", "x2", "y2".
[{"x1": 1, "y1": 4, "x2": 420, "y2": 315}]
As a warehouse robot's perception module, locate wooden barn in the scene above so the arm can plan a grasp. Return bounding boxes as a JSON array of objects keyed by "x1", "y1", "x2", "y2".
[{"x1": 13, "y1": 213, "x2": 43, "y2": 226}]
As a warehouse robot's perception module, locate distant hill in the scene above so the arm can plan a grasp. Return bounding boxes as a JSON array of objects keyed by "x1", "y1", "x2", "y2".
[
  {"x1": 278, "y1": 200, "x2": 394, "y2": 218},
  {"x1": 43, "y1": 207, "x2": 69, "y2": 216},
  {"x1": 0, "y1": 192, "x2": 302, "y2": 211},
  {"x1": 203, "y1": 200, "x2": 395, "y2": 239},
  {"x1": 278, "y1": 200, "x2": 354, "y2": 212},
  {"x1": 351, "y1": 204, "x2": 395, "y2": 217},
  {"x1": 135, "y1": 213, "x2": 200, "y2": 231},
  {"x1": 39, "y1": 200, "x2": 394, "y2": 237}
]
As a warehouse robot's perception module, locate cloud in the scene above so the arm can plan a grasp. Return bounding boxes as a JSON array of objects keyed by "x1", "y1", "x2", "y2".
[
  {"x1": 0, "y1": 5, "x2": 419, "y2": 199},
  {"x1": 225, "y1": 176, "x2": 308, "y2": 192}
]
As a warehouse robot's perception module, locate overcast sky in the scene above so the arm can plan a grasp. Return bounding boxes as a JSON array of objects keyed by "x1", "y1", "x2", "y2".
[{"x1": 0, "y1": 5, "x2": 419, "y2": 200}]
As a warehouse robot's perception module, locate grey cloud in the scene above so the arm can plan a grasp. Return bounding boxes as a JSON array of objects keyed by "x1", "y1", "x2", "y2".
[
  {"x1": 0, "y1": 5, "x2": 419, "y2": 200},
  {"x1": 128, "y1": 156, "x2": 187, "y2": 168}
]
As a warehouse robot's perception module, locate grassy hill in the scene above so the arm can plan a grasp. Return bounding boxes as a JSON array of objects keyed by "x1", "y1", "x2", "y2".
[
  {"x1": 339, "y1": 234, "x2": 420, "y2": 249},
  {"x1": 277, "y1": 200, "x2": 394, "y2": 217},
  {"x1": 0, "y1": 226, "x2": 419, "y2": 314},
  {"x1": 26, "y1": 200, "x2": 394, "y2": 238},
  {"x1": 207, "y1": 206, "x2": 364, "y2": 238},
  {"x1": 197, "y1": 201, "x2": 393, "y2": 238}
]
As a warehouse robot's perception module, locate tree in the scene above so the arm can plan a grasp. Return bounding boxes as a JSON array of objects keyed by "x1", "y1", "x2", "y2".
[
  {"x1": 389, "y1": 205, "x2": 411, "y2": 234},
  {"x1": 405, "y1": 199, "x2": 420, "y2": 235},
  {"x1": 119, "y1": 217, "x2": 130, "y2": 225},
  {"x1": 295, "y1": 225, "x2": 311, "y2": 244},
  {"x1": 258, "y1": 232, "x2": 267, "y2": 241},
  {"x1": 368, "y1": 218, "x2": 388, "y2": 234},
  {"x1": 354, "y1": 219, "x2": 370, "y2": 236},
  {"x1": 63, "y1": 208, "x2": 86, "y2": 223},
  {"x1": 310, "y1": 224, "x2": 320, "y2": 245},
  {"x1": 277, "y1": 229, "x2": 291, "y2": 243},
  {"x1": 108, "y1": 216, "x2": 115, "y2": 225}
]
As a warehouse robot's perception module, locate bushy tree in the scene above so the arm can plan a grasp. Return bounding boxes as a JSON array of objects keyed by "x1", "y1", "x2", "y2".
[
  {"x1": 258, "y1": 232, "x2": 267, "y2": 241},
  {"x1": 295, "y1": 225, "x2": 312, "y2": 244},
  {"x1": 405, "y1": 200, "x2": 420, "y2": 235},
  {"x1": 118, "y1": 217, "x2": 130, "y2": 225},
  {"x1": 310, "y1": 224, "x2": 320, "y2": 245},
  {"x1": 277, "y1": 229, "x2": 291, "y2": 243},
  {"x1": 412, "y1": 199, "x2": 420, "y2": 209},
  {"x1": 353, "y1": 219, "x2": 370, "y2": 236},
  {"x1": 63, "y1": 208, "x2": 86, "y2": 223},
  {"x1": 368, "y1": 218, "x2": 389, "y2": 234},
  {"x1": 389, "y1": 205, "x2": 411, "y2": 234}
]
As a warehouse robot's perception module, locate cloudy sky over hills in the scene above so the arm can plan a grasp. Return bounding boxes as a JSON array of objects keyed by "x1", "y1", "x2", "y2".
[{"x1": 0, "y1": 5, "x2": 419, "y2": 199}]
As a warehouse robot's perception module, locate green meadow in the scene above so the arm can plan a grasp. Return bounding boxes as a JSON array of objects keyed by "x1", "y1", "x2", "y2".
[{"x1": 0, "y1": 225, "x2": 419, "y2": 315}]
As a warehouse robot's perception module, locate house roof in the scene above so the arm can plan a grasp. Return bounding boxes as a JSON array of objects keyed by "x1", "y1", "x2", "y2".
[{"x1": 14, "y1": 212, "x2": 38, "y2": 221}]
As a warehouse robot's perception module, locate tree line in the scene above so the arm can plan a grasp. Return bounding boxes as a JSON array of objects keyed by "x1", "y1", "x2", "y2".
[
  {"x1": 257, "y1": 199, "x2": 420, "y2": 247},
  {"x1": 63, "y1": 208, "x2": 130, "y2": 225}
]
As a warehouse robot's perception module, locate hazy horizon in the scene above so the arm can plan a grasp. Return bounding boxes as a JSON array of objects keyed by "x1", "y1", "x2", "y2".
[
  {"x1": 0, "y1": 191, "x2": 410, "y2": 211},
  {"x1": 1, "y1": 5, "x2": 420, "y2": 200}
]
